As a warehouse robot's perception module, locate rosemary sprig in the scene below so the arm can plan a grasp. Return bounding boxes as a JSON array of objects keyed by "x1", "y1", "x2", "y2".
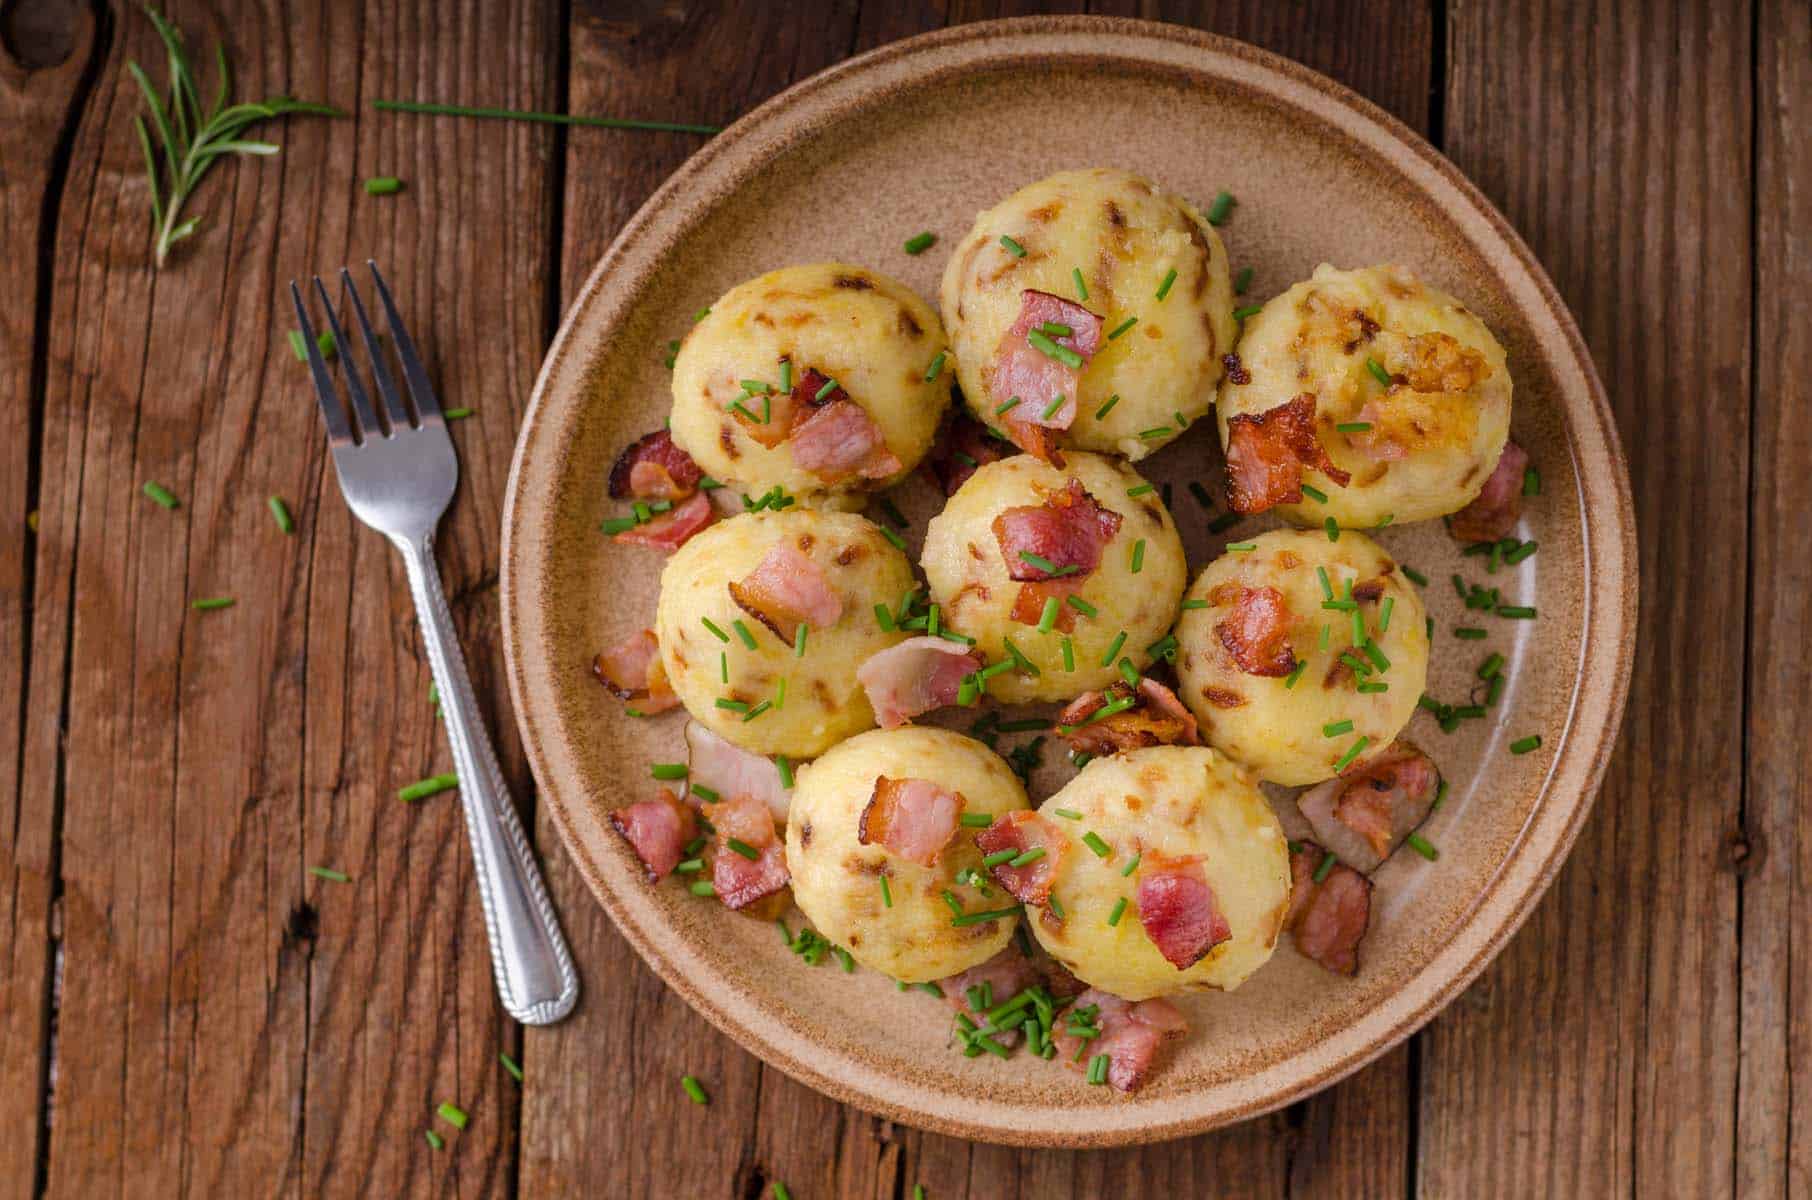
[{"x1": 129, "y1": 6, "x2": 339, "y2": 267}]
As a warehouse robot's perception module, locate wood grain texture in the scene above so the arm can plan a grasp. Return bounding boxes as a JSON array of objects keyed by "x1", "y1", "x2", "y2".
[
  {"x1": 1421, "y1": 1, "x2": 1752, "y2": 1196},
  {"x1": 0, "y1": 5, "x2": 97, "y2": 1197},
  {"x1": 1740, "y1": 0, "x2": 1809, "y2": 1195},
  {"x1": 23, "y1": 1, "x2": 558, "y2": 1195}
]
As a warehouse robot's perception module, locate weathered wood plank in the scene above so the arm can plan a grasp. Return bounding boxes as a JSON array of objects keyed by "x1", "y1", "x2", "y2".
[
  {"x1": 0, "y1": 5, "x2": 98, "y2": 1197},
  {"x1": 1421, "y1": 1, "x2": 1752, "y2": 1196},
  {"x1": 1739, "y1": 0, "x2": 1809, "y2": 1195},
  {"x1": 26, "y1": 2, "x2": 559, "y2": 1195}
]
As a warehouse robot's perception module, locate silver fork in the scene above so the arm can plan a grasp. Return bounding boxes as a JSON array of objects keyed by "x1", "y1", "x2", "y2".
[{"x1": 291, "y1": 262, "x2": 579, "y2": 1026}]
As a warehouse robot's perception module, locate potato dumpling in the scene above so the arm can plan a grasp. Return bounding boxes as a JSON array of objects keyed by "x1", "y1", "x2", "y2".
[
  {"x1": 1026, "y1": 746, "x2": 1290, "y2": 999},
  {"x1": 656, "y1": 509, "x2": 913, "y2": 758},
  {"x1": 785, "y1": 728, "x2": 1029, "y2": 982},
  {"x1": 670, "y1": 262, "x2": 950, "y2": 508},
  {"x1": 939, "y1": 168, "x2": 1237, "y2": 461},
  {"x1": 921, "y1": 452, "x2": 1187, "y2": 705},
  {"x1": 1174, "y1": 530, "x2": 1427, "y2": 786},
  {"x1": 1217, "y1": 263, "x2": 1511, "y2": 528}
]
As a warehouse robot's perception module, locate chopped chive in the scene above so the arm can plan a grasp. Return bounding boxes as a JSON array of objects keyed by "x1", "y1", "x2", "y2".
[
  {"x1": 1155, "y1": 267, "x2": 1178, "y2": 300},
  {"x1": 1036, "y1": 321, "x2": 1074, "y2": 338},
  {"x1": 1065, "y1": 595, "x2": 1099, "y2": 619},
  {"x1": 714, "y1": 698, "x2": 750, "y2": 713},
  {"x1": 1052, "y1": 808, "x2": 1084, "y2": 821},
  {"x1": 1479, "y1": 652, "x2": 1505, "y2": 679},
  {"x1": 1100, "y1": 630, "x2": 1128, "y2": 668},
  {"x1": 981, "y1": 849, "x2": 1017, "y2": 867},
  {"x1": 288, "y1": 329, "x2": 308, "y2": 361},
  {"x1": 600, "y1": 516, "x2": 636, "y2": 535},
  {"x1": 1046, "y1": 893, "x2": 1065, "y2": 919},
  {"x1": 1232, "y1": 304, "x2": 1263, "y2": 320},
  {"x1": 496, "y1": 1051, "x2": 524, "y2": 1084},
  {"x1": 725, "y1": 837, "x2": 760, "y2": 862},
  {"x1": 999, "y1": 234, "x2": 1026, "y2": 257},
  {"x1": 960, "y1": 812, "x2": 995, "y2": 829},
  {"x1": 1182, "y1": 598, "x2": 1210, "y2": 609},
  {"x1": 1340, "y1": 652, "x2": 1371, "y2": 676},
  {"x1": 1313, "y1": 852, "x2": 1337, "y2": 884},
  {"x1": 879, "y1": 875, "x2": 893, "y2": 907},
  {"x1": 1406, "y1": 833, "x2": 1439, "y2": 861},
  {"x1": 1234, "y1": 266, "x2": 1254, "y2": 294},
  {"x1": 437, "y1": 1102, "x2": 468, "y2": 1130},
  {"x1": 1130, "y1": 539, "x2": 1146, "y2": 573},
  {"x1": 1357, "y1": 681, "x2": 1389, "y2": 693},
  {"x1": 952, "y1": 905, "x2": 1023, "y2": 928},
  {"x1": 1365, "y1": 357, "x2": 1392, "y2": 387},
  {"x1": 143, "y1": 481, "x2": 179, "y2": 509},
  {"x1": 943, "y1": 889, "x2": 966, "y2": 917},
  {"x1": 1452, "y1": 573, "x2": 1469, "y2": 600},
  {"x1": 651, "y1": 763, "x2": 688, "y2": 781},
  {"x1": 792, "y1": 622, "x2": 810, "y2": 660},
  {"x1": 1334, "y1": 736, "x2": 1371, "y2": 772},
  {"x1": 1323, "y1": 719, "x2": 1354, "y2": 737},
  {"x1": 1145, "y1": 633, "x2": 1177, "y2": 661},
  {"x1": 775, "y1": 1185, "x2": 794, "y2": 1200},
  {"x1": 996, "y1": 396, "x2": 1022, "y2": 416},
  {"x1": 1401, "y1": 565, "x2": 1428, "y2": 587},
  {"x1": 315, "y1": 330, "x2": 338, "y2": 360},
  {"x1": 1008, "y1": 846, "x2": 1047, "y2": 868},
  {"x1": 727, "y1": 399, "x2": 760, "y2": 424},
  {"x1": 700, "y1": 616, "x2": 730, "y2": 642},
  {"x1": 1487, "y1": 674, "x2": 1506, "y2": 705},
  {"x1": 1118, "y1": 657, "x2": 1141, "y2": 688},
  {"x1": 1380, "y1": 596, "x2": 1396, "y2": 631},
  {"x1": 1208, "y1": 511, "x2": 1241, "y2": 534},
  {"x1": 425, "y1": 1129, "x2": 444, "y2": 1150},
  {"x1": 1126, "y1": 482, "x2": 1155, "y2": 498},
  {"x1": 1523, "y1": 466, "x2": 1541, "y2": 496},
  {"x1": 1496, "y1": 605, "x2": 1537, "y2": 619},
  {"x1": 1121, "y1": 852, "x2": 1142, "y2": 877},
  {"x1": 1301, "y1": 483, "x2": 1329, "y2": 504},
  {"x1": 1510, "y1": 734, "x2": 1543, "y2": 755},
  {"x1": 1324, "y1": 517, "x2": 1342, "y2": 543},
  {"x1": 309, "y1": 866, "x2": 350, "y2": 883},
  {"x1": 879, "y1": 525, "x2": 907, "y2": 552},
  {"x1": 1107, "y1": 316, "x2": 1138, "y2": 339},
  {"x1": 1002, "y1": 636, "x2": 1039, "y2": 676},
  {"x1": 1363, "y1": 641, "x2": 1391, "y2": 672},
  {"x1": 740, "y1": 378, "x2": 771, "y2": 395},
  {"x1": 924, "y1": 350, "x2": 947, "y2": 382},
  {"x1": 1433, "y1": 778, "x2": 1449, "y2": 810},
  {"x1": 1284, "y1": 659, "x2": 1309, "y2": 689},
  {"x1": 1225, "y1": 541, "x2": 1259, "y2": 552},
  {"x1": 1336, "y1": 421, "x2": 1373, "y2": 433},
  {"x1": 1138, "y1": 426, "x2": 1172, "y2": 441},
  {"x1": 1082, "y1": 832, "x2": 1111, "y2": 859},
  {"x1": 1061, "y1": 635, "x2": 1075, "y2": 671},
  {"x1": 674, "y1": 858, "x2": 704, "y2": 874},
  {"x1": 689, "y1": 879, "x2": 716, "y2": 896},
  {"x1": 741, "y1": 699, "x2": 772, "y2": 722},
  {"x1": 1454, "y1": 626, "x2": 1489, "y2": 639},
  {"x1": 813, "y1": 376, "x2": 840, "y2": 401},
  {"x1": 267, "y1": 496, "x2": 295, "y2": 533},
  {"x1": 1018, "y1": 550, "x2": 1076, "y2": 577},
  {"x1": 691, "y1": 785, "x2": 721, "y2": 803},
  {"x1": 1040, "y1": 392, "x2": 1068, "y2": 420},
  {"x1": 904, "y1": 230, "x2": 936, "y2": 255},
  {"x1": 680, "y1": 1074, "x2": 709, "y2": 1105},
  {"x1": 190, "y1": 596, "x2": 235, "y2": 611},
  {"x1": 1088, "y1": 1053, "x2": 1109, "y2": 1085},
  {"x1": 398, "y1": 772, "x2": 458, "y2": 802},
  {"x1": 1206, "y1": 191, "x2": 1235, "y2": 224},
  {"x1": 731, "y1": 619, "x2": 758, "y2": 650},
  {"x1": 773, "y1": 677, "x2": 786, "y2": 709},
  {"x1": 1321, "y1": 624, "x2": 1332, "y2": 650},
  {"x1": 1107, "y1": 897, "x2": 1128, "y2": 927},
  {"x1": 778, "y1": 359, "x2": 793, "y2": 392},
  {"x1": 874, "y1": 602, "x2": 896, "y2": 632},
  {"x1": 1317, "y1": 566, "x2": 1335, "y2": 600},
  {"x1": 1071, "y1": 266, "x2": 1089, "y2": 299},
  {"x1": 1036, "y1": 596, "x2": 1061, "y2": 633},
  {"x1": 718, "y1": 651, "x2": 729, "y2": 684},
  {"x1": 1505, "y1": 540, "x2": 1539, "y2": 565},
  {"x1": 1027, "y1": 330, "x2": 1084, "y2": 368}
]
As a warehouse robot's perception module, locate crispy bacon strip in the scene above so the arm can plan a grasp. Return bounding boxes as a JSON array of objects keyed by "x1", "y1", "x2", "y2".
[
  {"x1": 1449, "y1": 440, "x2": 1529, "y2": 544},
  {"x1": 1007, "y1": 577, "x2": 1083, "y2": 632},
  {"x1": 990, "y1": 290, "x2": 1105, "y2": 461},
  {"x1": 928, "y1": 411, "x2": 1011, "y2": 496},
  {"x1": 1285, "y1": 841, "x2": 1373, "y2": 976},
  {"x1": 994, "y1": 479, "x2": 1122, "y2": 581},
  {"x1": 593, "y1": 628, "x2": 680, "y2": 714},
  {"x1": 974, "y1": 811, "x2": 1067, "y2": 906},
  {"x1": 1297, "y1": 740, "x2": 1441, "y2": 873},
  {"x1": 1056, "y1": 678, "x2": 1199, "y2": 756},
  {"x1": 1224, "y1": 394, "x2": 1352, "y2": 513},
  {"x1": 1051, "y1": 989, "x2": 1189, "y2": 1092},
  {"x1": 727, "y1": 542, "x2": 843, "y2": 644},
  {"x1": 856, "y1": 636, "x2": 984, "y2": 729},
  {"x1": 685, "y1": 721, "x2": 789, "y2": 826},
  {"x1": 613, "y1": 491, "x2": 716, "y2": 551},
  {"x1": 705, "y1": 792, "x2": 790, "y2": 913},
  {"x1": 1135, "y1": 854, "x2": 1232, "y2": 970},
  {"x1": 609, "y1": 788, "x2": 697, "y2": 882},
  {"x1": 609, "y1": 428, "x2": 704, "y2": 500},
  {"x1": 859, "y1": 777, "x2": 963, "y2": 867},
  {"x1": 1215, "y1": 585, "x2": 1298, "y2": 677}
]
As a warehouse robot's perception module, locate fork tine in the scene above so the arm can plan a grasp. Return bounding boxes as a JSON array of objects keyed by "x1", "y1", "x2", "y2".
[
  {"x1": 366, "y1": 262, "x2": 441, "y2": 420},
  {"x1": 340, "y1": 268, "x2": 413, "y2": 430},
  {"x1": 290, "y1": 281, "x2": 355, "y2": 444},
  {"x1": 312, "y1": 276, "x2": 384, "y2": 437}
]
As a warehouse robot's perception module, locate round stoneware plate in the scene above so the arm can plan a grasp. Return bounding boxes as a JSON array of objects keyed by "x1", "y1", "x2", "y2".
[{"x1": 502, "y1": 17, "x2": 1636, "y2": 1147}]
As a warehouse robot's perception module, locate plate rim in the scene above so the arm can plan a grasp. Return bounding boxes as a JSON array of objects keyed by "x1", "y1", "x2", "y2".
[{"x1": 501, "y1": 14, "x2": 1637, "y2": 1147}]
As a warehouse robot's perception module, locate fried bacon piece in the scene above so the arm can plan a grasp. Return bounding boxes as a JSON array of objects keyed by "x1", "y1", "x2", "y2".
[
  {"x1": 928, "y1": 410, "x2": 1011, "y2": 496},
  {"x1": 990, "y1": 290, "x2": 1104, "y2": 461},
  {"x1": 613, "y1": 491, "x2": 716, "y2": 551},
  {"x1": 1134, "y1": 854, "x2": 1232, "y2": 970},
  {"x1": 856, "y1": 636, "x2": 984, "y2": 729},
  {"x1": 1449, "y1": 440, "x2": 1529, "y2": 544},
  {"x1": 727, "y1": 542, "x2": 843, "y2": 644},
  {"x1": 1285, "y1": 841, "x2": 1373, "y2": 976},
  {"x1": 608, "y1": 428, "x2": 704, "y2": 500},
  {"x1": 609, "y1": 788, "x2": 697, "y2": 881},
  {"x1": 778, "y1": 367, "x2": 901, "y2": 481},
  {"x1": 859, "y1": 777, "x2": 963, "y2": 867},
  {"x1": 993, "y1": 478, "x2": 1120, "y2": 628},
  {"x1": 974, "y1": 811, "x2": 1068, "y2": 906},
  {"x1": 1051, "y1": 989, "x2": 1189, "y2": 1092},
  {"x1": 1224, "y1": 394, "x2": 1351, "y2": 514},
  {"x1": 705, "y1": 791, "x2": 790, "y2": 913},
  {"x1": 1056, "y1": 678, "x2": 1199, "y2": 756},
  {"x1": 684, "y1": 721, "x2": 789, "y2": 826},
  {"x1": 1296, "y1": 740, "x2": 1440, "y2": 873},
  {"x1": 593, "y1": 628, "x2": 680, "y2": 714},
  {"x1": 1215, "y1": 585, "x2": 1298, "y2": 677}
]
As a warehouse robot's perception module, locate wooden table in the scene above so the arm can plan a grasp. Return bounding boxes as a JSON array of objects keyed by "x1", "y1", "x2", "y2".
[{"x1": 1, "y1": 1, "x2": 1804, "y2": 1195}]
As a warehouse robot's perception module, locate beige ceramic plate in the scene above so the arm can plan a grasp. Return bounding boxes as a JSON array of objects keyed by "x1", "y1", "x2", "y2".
[{"x1": 501, "y1": 17, "x2": 1636, "y2": 1146}]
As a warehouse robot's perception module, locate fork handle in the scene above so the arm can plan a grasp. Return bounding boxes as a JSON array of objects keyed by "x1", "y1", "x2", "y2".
[{"x1": 396, "y1": 531, "x2": 580, "y2": 1025}]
